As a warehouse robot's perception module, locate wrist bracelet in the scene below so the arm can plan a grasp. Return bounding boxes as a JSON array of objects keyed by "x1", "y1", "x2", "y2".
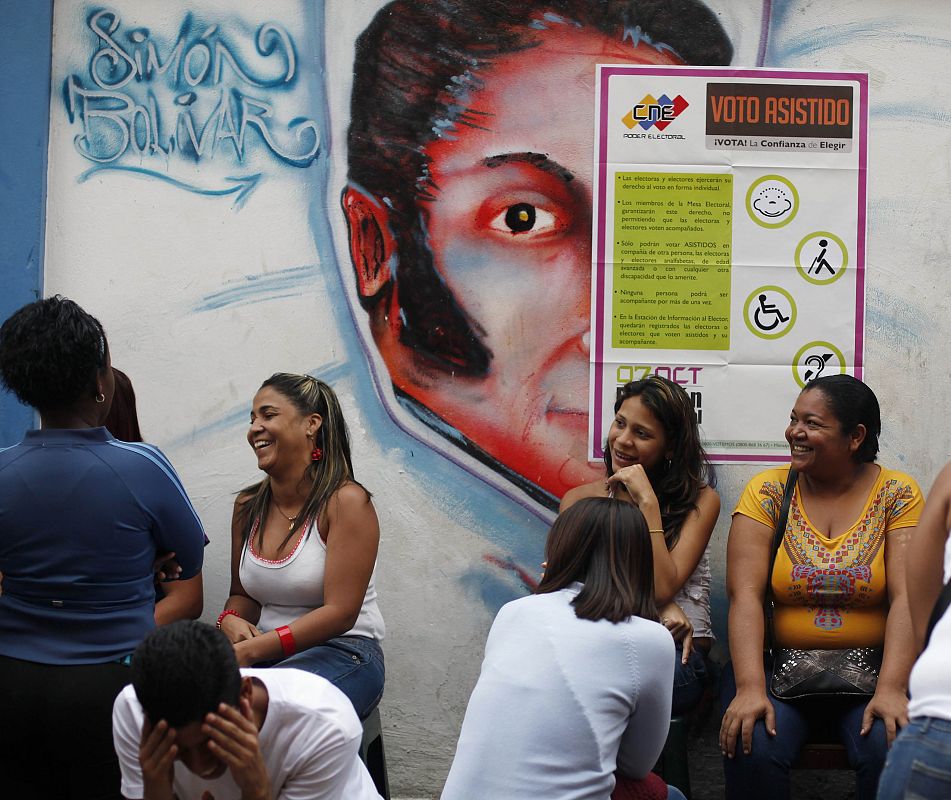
[
  {"x1": 649, "y1": 528, "x2": 665, "y2": 535},
  {"x1": 216, "y1": 609, "x2": 239, "y2": 629},
  {"x1": 276, "y1": 625, "x2": 297, "y2": 658}
]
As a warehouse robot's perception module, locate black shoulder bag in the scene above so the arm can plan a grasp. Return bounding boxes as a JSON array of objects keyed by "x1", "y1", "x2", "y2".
[{"x1": 766, "y1": 469, "x2": 884, "y2": 700}]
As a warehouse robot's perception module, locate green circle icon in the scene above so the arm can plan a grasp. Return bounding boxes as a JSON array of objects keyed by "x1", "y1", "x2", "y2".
[
  {"x1": 744, "y1": 286, "x2": 797, "y2": 340},
  {"x1": 795, "y1": 232, "x2": 848, "y2": 285},
  {"x1": 791, "y1": 341, "x2": 846, "y2": 388},
  {"x1": 746, "y1": 175, "x2": 799, "y2": 229}
]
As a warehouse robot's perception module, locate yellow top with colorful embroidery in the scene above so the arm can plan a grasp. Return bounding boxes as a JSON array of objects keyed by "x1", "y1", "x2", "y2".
[{"x1": 734, "y1": 465, "x2": 923, "y2": 650}]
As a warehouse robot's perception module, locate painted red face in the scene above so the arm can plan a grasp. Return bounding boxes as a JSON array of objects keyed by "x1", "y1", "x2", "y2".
[{"x1": 375, "y1": 27, "x2": 683, "y2": 499}]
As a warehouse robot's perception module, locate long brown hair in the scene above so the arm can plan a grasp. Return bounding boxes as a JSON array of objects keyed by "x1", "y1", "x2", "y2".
[
  {"x1": 606, "y1": 376, "x2": 715, "y2": 549},
  {"x1": 536, "y1": 497, "x2": 657, "y2": 624},
  {"x1": 104, "y1": 368, "x2": 143, "y2": 442},
  {"x1": 239, "y1": 373, "x2": 367, "y2": 551}
]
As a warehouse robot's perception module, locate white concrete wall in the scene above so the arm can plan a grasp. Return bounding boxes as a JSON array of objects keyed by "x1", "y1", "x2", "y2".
[{"x1": 41, "y1": 1, "x2": 951, "y2": 795}]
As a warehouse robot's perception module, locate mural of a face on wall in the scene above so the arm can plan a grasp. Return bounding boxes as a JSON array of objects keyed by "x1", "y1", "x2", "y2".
[{"x1": 341, "y1": 0, "x2": 732, "y2": 510}]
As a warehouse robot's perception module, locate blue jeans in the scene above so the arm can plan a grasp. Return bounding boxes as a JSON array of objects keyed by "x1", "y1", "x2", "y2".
[
  {"x1": 672, "y1": 645, "x2": 709, "y2": 717},
  {"x1": 720, "y1": 658, "x2": 887, "y2": 800},
  {"x1": 275, "y1": 635, "x2": 384, "y2": 720},
  {"x1": 878, "y1": 717, "x2": 951, "y2": 799}
]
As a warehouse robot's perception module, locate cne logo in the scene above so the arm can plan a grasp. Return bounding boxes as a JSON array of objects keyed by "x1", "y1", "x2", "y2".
[{"x1": 621, "y1": 93, "x2": 689, "y2": 131}]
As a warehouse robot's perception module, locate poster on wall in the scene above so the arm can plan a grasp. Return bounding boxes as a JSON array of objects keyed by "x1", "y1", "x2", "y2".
[{"x1": 589, "y1": 66, "x2": 869, "y2": 463}]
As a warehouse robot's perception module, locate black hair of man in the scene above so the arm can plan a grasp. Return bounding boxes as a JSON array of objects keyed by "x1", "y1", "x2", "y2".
[{"x1": 131, "y1": 621, "x2": 242, "y2": 729}]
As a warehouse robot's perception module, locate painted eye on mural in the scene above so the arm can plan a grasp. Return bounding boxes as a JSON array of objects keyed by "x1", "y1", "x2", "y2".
[{"x1": 489, "y1": 202, "x2": 558, "y2": 235}]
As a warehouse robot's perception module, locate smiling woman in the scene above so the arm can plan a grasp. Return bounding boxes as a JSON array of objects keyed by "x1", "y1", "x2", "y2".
[
  {"x1": 216, "y1": 373, "x2": 384, "y2": 720},
  {"x1": 720, "y1": 375, "x2": 923, "y2": 800},
  {"x1": 560, "y1": 375, "x2": 720, "y2": 718}
]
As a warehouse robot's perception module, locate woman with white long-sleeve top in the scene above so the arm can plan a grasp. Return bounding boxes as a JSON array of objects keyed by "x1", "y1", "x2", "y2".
[{"x1": 441, "y1": 497, "x2": 682, "y2": 800}]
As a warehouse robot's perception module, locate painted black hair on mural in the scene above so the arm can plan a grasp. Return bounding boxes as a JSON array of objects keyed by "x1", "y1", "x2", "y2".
[
  {"x1": 0, "y1": 295, "x2": 108, "y2": 411},
  {"x1": 347, "y1": 0, "x2": 732, "y2": 374}
]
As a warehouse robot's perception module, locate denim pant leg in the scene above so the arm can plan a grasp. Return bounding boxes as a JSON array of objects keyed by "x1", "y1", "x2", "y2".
[
  {"x1": 878, "y1": 718, "x2": 951, "y2": 800},
  {"x1": 671, "y1": 645, "x2": 708, "y2": 717},
  {"x1": 277, "y1": 635, "x2": 385, "y2": 720},
  {"x1": 720, "y1": 660, "x2": 810, "y2": 800},
  {"x1": 838, "y1": 696, "x2": 887, "y2": 798}
]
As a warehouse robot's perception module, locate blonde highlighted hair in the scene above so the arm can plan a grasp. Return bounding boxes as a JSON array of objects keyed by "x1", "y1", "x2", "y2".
[{"x1": 239, "y1": 373, "x2": 368, "y2": 551}]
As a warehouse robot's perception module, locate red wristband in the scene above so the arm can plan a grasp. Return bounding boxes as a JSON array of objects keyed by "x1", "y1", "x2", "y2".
[
  {"x1": 276, "y1": 625, "x2": 297, "y2": 657},
  {"x1": 216, "y1": 609, "x2": 239, "y2": 629}
]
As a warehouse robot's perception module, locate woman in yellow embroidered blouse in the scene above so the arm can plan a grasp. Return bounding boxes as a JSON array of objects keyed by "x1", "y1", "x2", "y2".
[{"x1": 718, "y1": 375, "x2": 923, "y2": 800}]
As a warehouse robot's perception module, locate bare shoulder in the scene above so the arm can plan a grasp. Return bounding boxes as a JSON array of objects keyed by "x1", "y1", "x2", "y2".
[
  {"x1": 698, "y1": 484, "x2": 721, "y2": 511},
  {"x1": 322, "y1": 482, "x2": 379, "y2": 544},
  {"x1": 933, "y1": 460, "x2": 951, "y2": 497},
  {"x1": 560, "y1": 480, "x2": 607, "y2": 512},
  {"x1": 327, "y1": 481, "x2": 375, "y2": 515}
]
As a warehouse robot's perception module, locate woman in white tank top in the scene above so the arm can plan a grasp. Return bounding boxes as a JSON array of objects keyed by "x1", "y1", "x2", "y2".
[{"x1": 216, "y1": 373, "x2": 384, "y2": 719}]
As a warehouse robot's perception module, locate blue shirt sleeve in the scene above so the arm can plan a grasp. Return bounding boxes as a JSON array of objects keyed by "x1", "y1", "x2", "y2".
[{"x1": 109, "y1": 441, "x2": 206, "y2": 579}]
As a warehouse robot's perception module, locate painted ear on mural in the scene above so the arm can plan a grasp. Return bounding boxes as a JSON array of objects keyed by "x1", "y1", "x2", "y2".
[{"x1": 341, "y1": 186, "x2": 396, "y2": 301}]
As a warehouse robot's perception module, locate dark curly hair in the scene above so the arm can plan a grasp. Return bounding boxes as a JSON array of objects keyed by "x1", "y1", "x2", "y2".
[
  {"x1": 607, "y1": 376, "x2": 715, "y2": 548},
  {"x1": 0, "y1": 295, "x2": 108, "y2": 411},
  {"x1": 132, "y1": 621, "x2": 242, "y2": 728}
]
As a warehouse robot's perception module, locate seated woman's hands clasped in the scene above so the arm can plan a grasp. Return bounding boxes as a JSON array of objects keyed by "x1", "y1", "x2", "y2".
[{"x1": 719, "y1": 375, "x2": 923, "y2": 800}]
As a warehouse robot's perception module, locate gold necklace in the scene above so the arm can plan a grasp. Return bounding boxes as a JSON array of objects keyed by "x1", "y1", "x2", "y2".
[{"x1": 272, "y1": 499, "x2": 302, "y2": 532}]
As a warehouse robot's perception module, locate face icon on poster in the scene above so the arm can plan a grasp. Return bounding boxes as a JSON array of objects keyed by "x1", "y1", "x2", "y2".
[
  {"x1": 795, "y1": 231, "x2": 848, "y2": 285},
  {"x1": 746, "y1": 175, "x2": 799, "y2": 228},
  {"x1": 792, "y1": 340, "x2": 846, "y2": 388},
  {"x1": 744, "y1": 286, "x2": 796, "y2": 340}
]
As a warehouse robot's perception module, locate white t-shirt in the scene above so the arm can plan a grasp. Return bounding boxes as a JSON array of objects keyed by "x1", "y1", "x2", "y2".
[
  {"x1": 908, "y1": 530, "x2": 951, "y2": 721},
  {"x1": 441, "y1": 585, "x2": 675, "y2": 800},
  {"x1": 112, "y1": 668, "x2": 382, "y2": 800}
]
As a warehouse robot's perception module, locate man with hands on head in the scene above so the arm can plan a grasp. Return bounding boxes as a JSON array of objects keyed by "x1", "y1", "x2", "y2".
[{"x1": 112, "y1": 621, "x2": 381, "y2": 800}]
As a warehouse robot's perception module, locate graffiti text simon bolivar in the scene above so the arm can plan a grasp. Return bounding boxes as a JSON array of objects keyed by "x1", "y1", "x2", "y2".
[{"x1": 64, "y1": 9, "x2": 319, "y2": 172}]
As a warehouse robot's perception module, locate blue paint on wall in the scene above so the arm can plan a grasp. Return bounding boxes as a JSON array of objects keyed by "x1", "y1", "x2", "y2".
[
  {"x1": 193, "y1": 264, "x2": 319, "y2": 311},
  {"x1": 0, "y1": 2, "x2": 52, "y2": 444}
]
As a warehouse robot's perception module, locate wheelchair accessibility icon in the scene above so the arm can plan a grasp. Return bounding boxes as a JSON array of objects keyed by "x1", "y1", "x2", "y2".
[
  {"x1": 753, "y1": 294, "x2": 789, "y2": 330},
  {"x1": 744, "y1": 286, "x2": 796, "y2": 340}
]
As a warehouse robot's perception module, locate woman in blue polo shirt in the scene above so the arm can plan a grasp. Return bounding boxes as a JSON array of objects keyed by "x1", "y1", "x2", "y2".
[{"x1": 0, "y1": 296, "x2": 206, "y2": 800}]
